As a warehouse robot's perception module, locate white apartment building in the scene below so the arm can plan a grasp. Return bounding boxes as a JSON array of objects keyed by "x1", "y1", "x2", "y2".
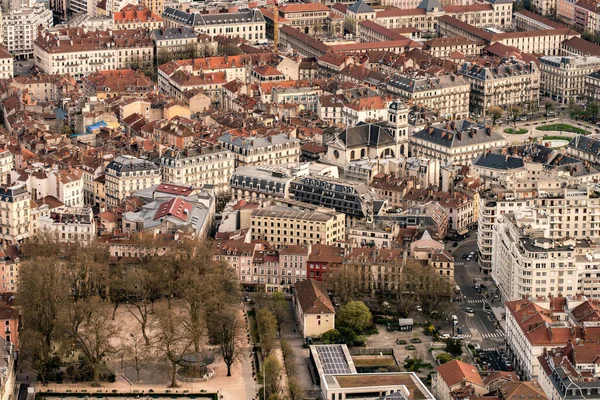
[
  {"x1": 2, "y1": 3, "x2": 52, "y2": 59},
  {"x1": 0, "y1": 150, "x2": 13, "y2": 186},
  {"x1": 38, "y1": 206, "x2": 96, "y2": 244},
  {"x1": 160, "y1": 145, "x2": 235, "y2": 195},
  {"x1": 459, "y1": 59, "x2": 540, "y2": 117},
  {"x1": 0, "y1": 47, "x2": 13, "y2": 79},
  {"x1": 250, "y1": 206, "x2": 346, "y2": 247},
  {"x1": 162, "y1": 7, "x2": 265, "y2": 42},
  {"x1": 0, "y1": 186, "x2": 30, "y2": 245},
  {"x1": 218, "y1": 133, "x2": 300, "y2": 167},
  {"x1": 11, "y1": 167, "x2": 84, "y2": 207},
  {"x1": 540, "y1": 55, "x2": 600, "y2": 104},
  {"x1": 33, "y1": 28, "x2": 154, "y2": 79},
  {"x1": 409, "y1": 120, "x2": 507, "y2": 165},
  {"x1": 492, "y1": 186, "x2": 600, "y2": 302},
  {"x1": 104, "y1": 155, "x2": 161, "y2": 208},
  {"x1": 386, "y1": 74, "x2": 471, "y2": 120}
]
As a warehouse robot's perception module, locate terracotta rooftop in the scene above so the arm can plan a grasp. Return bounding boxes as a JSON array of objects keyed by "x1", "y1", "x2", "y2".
[
  {"x1": 293, "y1": 278, "x2": 335, "y2": 315},
  {"x1": 436, "y1": 359, "x2": 484, "y2": 388}
]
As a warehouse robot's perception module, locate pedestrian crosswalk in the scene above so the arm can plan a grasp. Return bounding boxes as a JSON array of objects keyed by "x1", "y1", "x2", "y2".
[
  {"x1": 457, "y1": 334, "x2": 472, "y2": 339},
  {"x1": 482, "y1": 331, "x2": 505, "y2": 339},
  {"x1": 466, "y1": 299, "x2": 484, "y2": 304},
  {"x1": 455, "y1": 262, "x2": 465, "y2": 266},
  {"x1": 481, "y1": 347, "x2": 501, "y2": 352}
]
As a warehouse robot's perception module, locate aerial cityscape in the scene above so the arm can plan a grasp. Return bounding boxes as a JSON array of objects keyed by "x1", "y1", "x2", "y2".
[{"x1": 0, "y1": 0, "x2": 600, "y2": 398}]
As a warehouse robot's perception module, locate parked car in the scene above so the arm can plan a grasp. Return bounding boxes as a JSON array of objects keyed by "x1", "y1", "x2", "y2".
[
  {"x1": 414, "y1": 305, "x2": 423, "y2": 312},
  {"x1": 440, "y1": 333, "x2": 451, "y2": 339},
  {"x1": 457, "y1": 327, "x2": 463, "y2": 334},
  {"x1": 462, "y1": 253, "x2": 469, "y2": 259}
]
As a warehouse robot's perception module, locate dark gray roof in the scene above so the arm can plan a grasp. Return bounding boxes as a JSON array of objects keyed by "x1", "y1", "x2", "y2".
[
  {"x1": 387, "y1": 74, "x2": 468, "y2": 93},
  {"x1": 417, "y1": 0, "x2": 443, "y2": 12},
  {"x1": 0, "y1": 186, "x2": 28, "y2": 202},
  {"x1": 151, "y1": 27, "x2": 198, "y2": 41},
  {"x1": 339, "y1": 122, "x2": 395, "y2": 149},
  {"x1": 412, "y1": 120, "x2": 505, "y2": 148},
  {"x1": 473, "y1": 153, "x2": 525, "y2": 170},
  {"x1": 162, "y1": 7, "x2": 264, "y2": 27},
  {"x1": 106, "y1": 155, "x2": 160, "y2": 174},
  {"x1": 569, "y1": 135, "x2": 600, "y2": 157},
  {"x1": 459, "y1": 59, "x2": 537, "y2": 81},
  {"x1": 347, "y1": 0, "x2": 375, "y2": 13}
]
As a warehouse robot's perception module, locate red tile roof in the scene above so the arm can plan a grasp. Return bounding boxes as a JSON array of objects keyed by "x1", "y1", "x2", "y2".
[
  {"x1": 155, "y1": 183, "x2": 193, "y2": 196},
  {"x1": 436, "y1": 360, "x2": 484, "y2": 388},
  {"x1": 279, "y1": 3, "x2": 329, "y2": 12},
  {"x1": 153, "y1": 197, "x2": 193, "y2": 222}
]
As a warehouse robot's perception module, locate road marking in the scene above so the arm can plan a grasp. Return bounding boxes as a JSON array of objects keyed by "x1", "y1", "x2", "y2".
[
  {"x1": 466, "y1": 299, "x2": 484, "y2": 304},
  {"x1": 482, "y1": 331, "x2": 506, "y2": 339}
]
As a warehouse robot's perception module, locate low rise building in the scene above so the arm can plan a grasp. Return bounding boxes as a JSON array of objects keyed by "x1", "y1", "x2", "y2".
[
  {"x1": 113, "y1": 4, "x2": 163, "y2": 29},
  {"x1": 38, "y1": 206, "x2": 96, "y2": 244},
  {"x1": 540, "y1": 55, "x2": 600, "y2": 104},
  {"x1": 160, "y1": 145, "x2": 234, "y2": 195},
  {"x1": 293, "y1": 278, "x2": 335, "y2": 338},
  {"x1": 432, "y1": 360, "x2": 487, "y2": 400},
  {"x1": 567, "y1": 135, "x2": 600, "y2": 164},
  {"x1": 250, "y1": 206, "x2": 345, "y2": 247},
  {"x1": 278, "y1": 3, "x2": 330, "y2": 32},
  {"x1": 104, "y1": 155, "x2": 161, "y2": 208},
  {"x1": 410, "y1": 120, "x2": 507, "y2": 165},
  {"x1": 81, "y1": 69, "x2": 156, "y2": 99},
  {"x1": 424, "y1": 36, "x2": 485, "y2": 58},
  {"x1": 459, "y1": 58, "x2": 540, "y2": 117}
]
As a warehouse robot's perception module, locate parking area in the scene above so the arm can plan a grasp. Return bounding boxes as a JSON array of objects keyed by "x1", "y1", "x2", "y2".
[{"x1": 474, "y1": 348, "x2": 512, "y2": 373}]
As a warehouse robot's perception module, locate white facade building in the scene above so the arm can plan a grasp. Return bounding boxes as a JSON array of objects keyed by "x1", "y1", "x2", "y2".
[
  {"x1": 104, "y1": 155, "x2": 161, "y2": 208},
  {"x1": 2, "y1": 3, "x2": 52, "y2": 59},
  {"x1": 38, "y1": 206, "x2": 96, "y2": 244}
]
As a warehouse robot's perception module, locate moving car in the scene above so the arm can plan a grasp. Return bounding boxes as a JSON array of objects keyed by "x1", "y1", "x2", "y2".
[
  {"x1": 457, "y1": 327, "x2": 463, "y2": 334},
  {"x1": 465, "y1": 307, "x2": 474, "y2": 313}
]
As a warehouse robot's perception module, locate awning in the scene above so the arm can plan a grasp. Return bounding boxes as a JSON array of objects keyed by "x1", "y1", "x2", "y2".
[{"x1": 457, "y1": 227, "x2": 469, "y2": 235}]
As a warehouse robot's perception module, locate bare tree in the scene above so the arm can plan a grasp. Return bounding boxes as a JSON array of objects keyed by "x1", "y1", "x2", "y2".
[
  {"x1": 263, "y1": 353, "x2": 283, "y2": 399},
  {"x1": 151, "y1": 305, "x2": 193, "y2": 388},
  {"x1": 256, "y1": 308, "x2": 278, "y2": 357},
  {"x1": 122, "y1": 330, "x2": 152, "y2": 382},
  {"x1": 210, "y1": 305, "x2": 246, "y2": 377},
  {"x1": 71, "y1": 298, "x2": 119, "y2": 386},
  {"x1": 327, "y1": 264, "x2": 364, "y2": 305},
  {"x1": 268, "y1": 292, "x2": 288, "y2": 337}
]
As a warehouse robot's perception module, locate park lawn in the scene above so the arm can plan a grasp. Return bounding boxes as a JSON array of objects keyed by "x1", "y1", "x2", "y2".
[
  {"x1": 504, "y1": 128, "x2": 528, "y2": 134},
  {"x1": 536, "y1": 124, "x2": 590, "y2": 135},
  {"x1": 352, "y1": 356, "x2": 398, "y2": 368},
  {"x1": 543, "y1": 135, "x2": 572, "y2": 141}
]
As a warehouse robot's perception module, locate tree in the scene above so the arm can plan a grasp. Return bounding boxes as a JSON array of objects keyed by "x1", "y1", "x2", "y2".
[
  {"x1": 327, "y1": 264, "x2": 364, "y2": 304},
  {"x1": 256, "y1": 308, "x2": 278, "y2": 356},
  {"x1": 71, "y1": 298, "x2": 119, "y2": 386},
  {"x1": 18, "y1": 256, "x2": 69, "y2": 377},
  {"x1": 311, "y1": 22, "x2": 323, "y2": 37},
  {"x1": 122, "y1": 330, "x2": 153, "y2": 382},
  {"x1": 444, "y1": 338, "x2": 463, "y2": 357},
  {"x1": 287, "y1": 377, "x2": 305, "y2": 400},
  {"x1": 151, "y1": 305, "x2": 194, "y2": 388},
  {"x1": 569, "y1": 99, "x2": 583, "y2": 118},
  {"x1": 487, "y1": 105, "x2": 503, "y2": 125},
  {"x1": 398, "y1": 260, "x2": 453, "y2": 316},
  {"x1": 336, "y1": 301, "x2": 372, "y2": 334},
  {"x1": 436, "y1": 352, "x2": 454, "y2": 364},
  {"x1": 586, "y1": 101, "x2": 599, "y2": 119},
  {"x1": 543, "y1": 99, "x2": 555, "y2": 116},
  {"x1": 262, "y1": 354, "x2": 283, "y2": 399},
  {"x1": 321, "y1": 329, "x2": 342, "y2": 344},
  {"x1": 508, "y1": 105, "x2": 522, "y2": 127},
  {"x1": 268, "y1": 292, "x2": 288, "y2": 337},
  {"x1": 209, "y1": 306, "x2": 246, "y2": 377}
]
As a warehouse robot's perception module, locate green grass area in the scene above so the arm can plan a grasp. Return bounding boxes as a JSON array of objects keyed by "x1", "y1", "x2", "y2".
[
  {"x1": 504, "y1": 128, "x2": 528, "y2": 134},
  {"x1": 536, "y1": 124, "x2": 590, "y2": 135},
  {"x1": 542, "y1": 135, "x2": 572, "y2": 141},
  {"x1": 352, "y1": 356, "x2": 398, "y2": 368}
]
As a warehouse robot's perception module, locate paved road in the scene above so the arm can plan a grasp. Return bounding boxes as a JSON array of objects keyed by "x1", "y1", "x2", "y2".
[{"x1": 452, "y1": 242, "x2": 505, "y2": 350}]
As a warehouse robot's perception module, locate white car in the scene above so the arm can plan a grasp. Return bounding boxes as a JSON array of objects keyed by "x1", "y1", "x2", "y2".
[
  {"x1": 440, "y1": 333, "x2": 451, "y2": 339},
  {"x1": 414, "y1": 305, "x2": 423, "y2": 312}
]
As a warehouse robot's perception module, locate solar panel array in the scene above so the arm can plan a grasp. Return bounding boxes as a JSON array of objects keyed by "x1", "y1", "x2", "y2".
[{"x1": 316, "y1": 345, "x2": 352, "y2": 375}]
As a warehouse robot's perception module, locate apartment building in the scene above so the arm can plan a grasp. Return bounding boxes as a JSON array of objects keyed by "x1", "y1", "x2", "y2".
[
  {"x1": 278, "y1": 3, "x2": 329, "y2": 32},
  {"x1": 290, "y1": 175, "x2": 387, "y2": 220},
  {"x1": 424, "y1": 37, "x2": 485, "y2": 58},
  {"x1": 0, "y1": 47, "x2": 12, "y2": 79},
  {"x1": 214, "y1": 239, "x2": 308, "y2": 291},
  {"x1": 82, "y1": 69, "x2": 156, "y2": 99},
  {"x1": 279, "y1": 26, "x2": 331, "y2": 58},
  {"x1": 438, "y1": 15, "x2": 580, "y2": 55},
  {"x1": 160, "y1": 145, "x2": 235, "y2": 194},
  {"x1": 540, "y1": 55, "x2": 600, "y2": 104},
  {"x1": 140, "y1": 0, "x2": 162, "y2": 15},
  {"x1": 567, "y1": 135, "x2": 600, "y2": 164},
  {"x1": 459, "y1": 59, "x2": 540, "y2": 117},
  {"x1": 514, "y1": 10, "x2": 566, "y2": 30},
  {"x1": 575, "y1": 0, "x2": 600, "y2": 34},
  {"x1": 504, "y1": 297, "x2": 600, "y2": 380},
  {"x1": 2, "y1": 3, "x2": 53, "y2": 59},
  {"x1": 217, "y1": 133, "x2": 300, "y2": 167},
  {"x1": 162, "y1": 7, "x2": 265, "y2": 42},
  {"x1": 0, "y1": 151, "x2": 12, "y2": 187},
  {"x1": 38, "y1": 206, "x2": 96, "y2": 244},
  {"x1": 113, "y1": 4, "x2": 163, "y2": 29},
  {"x1": 250, "y1": 206, "x2": 345, "y2": 247},
  {"x1": 0, "y1": 186, "x2": 30, "y2": 245},
  {"x1": 293, "y1": 278, "x2": 335, "y2": 337},
  {"x1": 12, "y1": 167, "x2": 84, "y2": 207},
  {"x1": 104, "y1": 155, "x2": 161, "y2": 208},
  {"x1": 33, "y1": 28, "x2": 154, "y2": 79},
  {"x1": 386, "y1": 74, "x2": 470, "y2": 120},
  {"x1": 409, "y1": 120, "x2": 507, "y2": 165}
]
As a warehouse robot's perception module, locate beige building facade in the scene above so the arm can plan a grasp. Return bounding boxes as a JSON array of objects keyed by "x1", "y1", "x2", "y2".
[{"x1": 540, "y1": 55, "x2": 600, "y2": 104}]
